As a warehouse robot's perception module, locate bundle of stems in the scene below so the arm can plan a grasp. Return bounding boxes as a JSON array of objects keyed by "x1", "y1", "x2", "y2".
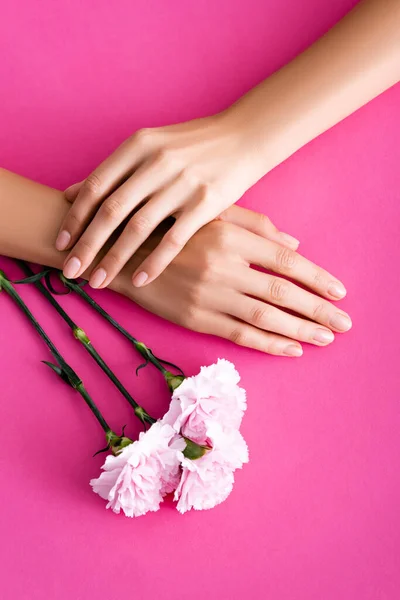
[
  {"x1": 15, "y1": 261, "x2": 185, "y2": 392},
  {"x1": 0, "y1": 269, "x2": 132, "y2": 455},
  {"x1": 14, "y1": 262, "x2": 154, "y2": 426}
]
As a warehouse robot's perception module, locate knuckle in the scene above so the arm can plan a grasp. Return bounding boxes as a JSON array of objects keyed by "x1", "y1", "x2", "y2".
[
  {"x1": 313, "y1": 269, "x2": 325, "y2": 288},
  {"x1": 104, "y1": 250, "x2": 121, "y2": 268},
  {"x1": 268, "y1": 277, "x2": 289, "y2": 303},
  {"x1": 180, "y1": 166, "x2": 198, "y2": 186},
  {"x1": 196, "y1": 254, "x2": 216, "y2": 284},
  {"x1": 257, "y1": 212, "x2": 274, "y2": 233},
  {"x1": 155, "y1": 147, "x2": 174, "y2": 166},
  {"x1": 84, "y1": 173, "x2": 102, "y2": 196},
  {"x1": 187, "y1": 282, "x2": 206, "y2": 308},
  {"x1": 249, "y1": 305, "x2": 270, "y2": 328},
  {"x1": 229, "y1": 328, "x2": 247, "y2": 347},
  {"x1": 66, "y1": 211, "x2": 81, "y2": 229},
  {"x1": 101, "y1": 197, "x2": 124, "y2": 221},
  {"x1": 275, "y1": 246, "x2": 297, "y2": 271},
  {"x1": 164, "y1": 230, "x2": 185, "y2": 251},
  {"x1": 76, "y1": 237, "x2": 94, "y2": 256},
  {"x1": 311, "y1": 302, "x2": 326, "y2": 322},
  {"x1": 132, "y1": 128, "x2": 154, "y2": 149},
  {"x1": 211, "y1": 221, "x2": 234, "y2": 250},
  {"x1": 181, "y1": 304, "x2": 200, "y2": 329},
  {"x1": 127, "y1": 214, "x2": 152, "y2": 235},
  {"x1": 197, "y1": 183, "x2": 211, "y2": 202}
]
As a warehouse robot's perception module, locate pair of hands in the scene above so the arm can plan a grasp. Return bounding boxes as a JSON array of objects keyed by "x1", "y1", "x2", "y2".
[{"x1": 56, "y1": 115, "x2": 351, "y2": 356}]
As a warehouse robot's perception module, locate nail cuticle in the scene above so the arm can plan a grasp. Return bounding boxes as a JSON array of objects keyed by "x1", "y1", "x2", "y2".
[{"x1": 283, "y1": 344, "x2": 303, "y2": 357}]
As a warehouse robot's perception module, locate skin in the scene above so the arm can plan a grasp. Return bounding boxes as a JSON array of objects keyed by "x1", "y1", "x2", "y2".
[
  {"x1": 56, "y1": 0, "x2": 400, "y2": 290},
  {"x1": 0, "y1": 169, "x2": 351, "y2": 356}
]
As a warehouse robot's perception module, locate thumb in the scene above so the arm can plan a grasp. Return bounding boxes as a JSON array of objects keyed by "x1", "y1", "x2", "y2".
[{"x1": 217, "y1": 205, "x2": 299, "y2": 251}]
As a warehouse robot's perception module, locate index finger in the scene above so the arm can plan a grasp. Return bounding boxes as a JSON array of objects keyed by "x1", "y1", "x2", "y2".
[
  {"x1": 55, "y1": 136, "x2": 145, "y2": 251},
  {"x1": 131, "y1": 206, "x2": 215, "y2": 287}
]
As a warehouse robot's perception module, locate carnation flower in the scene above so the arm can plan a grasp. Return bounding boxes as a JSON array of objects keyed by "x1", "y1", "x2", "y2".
[
  {"x1": 90, "y1": 422, "x2": 185, "y2": 517},
  {"x1": 174, "y1": 421, "x2": 249, "y2": 513},
  {"x1": 163, "y1": 359, "x2": 247, "y2": 444}
]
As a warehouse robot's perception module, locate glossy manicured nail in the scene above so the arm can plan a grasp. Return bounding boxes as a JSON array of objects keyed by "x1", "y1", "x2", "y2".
[
  {"x1": 132, "y1": 271, "x2": 148, "y2": 287},
  {"x1": 328, "y1": 281, "x2": 346, "y2": 299},
  {"x1": 63, "y1": 257, "x2": 81, "y2": 279},
  {"x1": 313, "y1": 329, "x2": 335, "y2": 344},
  {"x1": 55, "y1": 230, "x2": 71, "y2": 251},
  {"x1": 330, "y1": 313, "x2": 352, "y2": 332},
  {"x1": 283, "y1": 344, "x2": 303, "y2": 357},
  {"x1": 89, "y1": 268, "x2": 107, "y2": 289},
  {"x1": 280, "y1": 233, "x2": 300, "y2": 249}
]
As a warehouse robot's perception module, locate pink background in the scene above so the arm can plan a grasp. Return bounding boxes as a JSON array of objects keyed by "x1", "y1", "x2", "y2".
[{"x1": 1, "y1": 1, "x2": 399, "y2": 598}]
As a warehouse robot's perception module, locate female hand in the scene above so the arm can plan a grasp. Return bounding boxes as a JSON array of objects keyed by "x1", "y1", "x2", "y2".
[
  {"x1": 113, "y1": 206, "x2": 351, "y2": 356},
  {"x1": 57, "y1": 112, "x2": 270, "y2": 289}
]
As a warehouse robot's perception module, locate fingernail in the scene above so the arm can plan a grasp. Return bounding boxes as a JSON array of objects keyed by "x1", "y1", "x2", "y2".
[
  {"x1": 313, "y1": 329, "x2": 335, "y2": 344},
  {"x1": 132, "y1": 271, "x2": 148, "y2": 287},
  {"x1": 280, "y1": 233, "x2": 300, "y2": 249},
  {"x1": 329, "y1": 313, "x2": 352, "y2": 332},
  {"x1": 89, "y1": 268, "x2": 107, "y2": 289},
  {"x1": 63, "y1": 257, "x2": 81, "y2": 279},
  {"x1": 283, "y1": 344, "x2": 303, "y2": 357},
  {"x1": 55, "y1": 230, "x2": 71, "y2": 251},
  {"x1": 328, "y1": 281, "x2": 346, "y2": 299}
]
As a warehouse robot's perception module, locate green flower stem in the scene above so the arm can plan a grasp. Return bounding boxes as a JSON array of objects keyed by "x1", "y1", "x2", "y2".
[
  {"x1": 75, "y1": 382, "x2": 110, "y2": 433},
  {"x1": 17, "y1": 263, "x2": 155, "y2": 426},
  {"x1": 59, "y1": 274, "x2": 185, "y2": 390},
  {"x1": 0, "y1": 270, "x2": 110, "y2": 434}
]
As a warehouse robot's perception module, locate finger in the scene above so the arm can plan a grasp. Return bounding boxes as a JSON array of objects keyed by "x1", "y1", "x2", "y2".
[
  {"x1": 56, "y1": 135, "x2": 148, "y2": 251},
  {"x1": 245, "y1": 235, "x2": 347, "y2": 301},
  {"x1": 64, "y1": 181, "x2": 84, "y2": 203},
  {"x1": 88, "y1": 179, "x2": 192, "y2": 288},
  {"x1": 62, "y1": 155, "x2": 179, "y2": 281},
  {"x1": 131, "y1": 204, "x2": 215, "y2": 287},
  {"x1": 224, "y1": 293, "x2": 335, "y2": 346},
  {"x1": 197, "y1": 311, "x2": 303, "y2": 357},
  {"x1": 241, "y1": 268, "x2": 352, "y2": 332},
  {"x1": 219, "y1": 205, "x2": 299, "y2": 250}
]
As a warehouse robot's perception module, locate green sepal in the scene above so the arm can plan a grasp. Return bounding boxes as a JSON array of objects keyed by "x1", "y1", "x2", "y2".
[
  {"x1": 183, "y1": 438, "x2": 210, "y2": 460},
  {"x1": 134, "y1": 405, "x2": 155, "y2": 425},
  {"x1": 165, "y1": 371, "x2": 185, "y2": 392},
  {"x1": 106, "y1": 429, "x2": 133, "y2": 455}
]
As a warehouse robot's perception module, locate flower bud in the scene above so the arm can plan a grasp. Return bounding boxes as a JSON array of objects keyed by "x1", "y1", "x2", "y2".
[{"x1": 165, "y1": 371, "x2": 185, "y2": 392}]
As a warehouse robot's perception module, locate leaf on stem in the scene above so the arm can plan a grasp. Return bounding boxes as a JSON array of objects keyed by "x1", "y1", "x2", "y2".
[{"x1": 13, "y1": 269, "x2": 52, "y2": 285}]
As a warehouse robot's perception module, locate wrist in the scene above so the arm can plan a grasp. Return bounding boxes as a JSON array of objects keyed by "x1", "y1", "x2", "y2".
[{"x1": 222, "y1": 93, "x2": 289, "y2": 183}]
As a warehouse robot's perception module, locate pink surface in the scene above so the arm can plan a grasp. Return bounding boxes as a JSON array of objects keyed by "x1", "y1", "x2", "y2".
[{"x1": 1, "y1": 1, "x2": 399, "y2": 598}]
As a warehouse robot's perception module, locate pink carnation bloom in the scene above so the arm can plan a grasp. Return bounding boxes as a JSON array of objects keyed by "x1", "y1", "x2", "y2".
[
  {"x1": 174, "y1": 422, "x2": 249, "y2": 513},
  {"x1": 90, "y1": 422, "x2": 185, "y2": 517},
  {"x1": 163, "y1": 359, "x2": 247, "y2": 445}
]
